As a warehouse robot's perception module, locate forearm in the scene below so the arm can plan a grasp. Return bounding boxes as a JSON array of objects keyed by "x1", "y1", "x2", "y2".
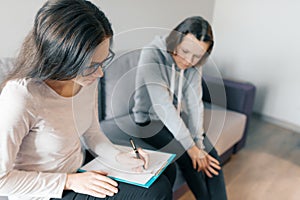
[
  {"x1": 0, "y1": 170, "x2": 66, "y2": 198},
  {"x1": 188, "y1": 102, "x2": 205, "y2": 149},
  {"x1": 185, "y1": 68, "x2": 205, "y2": 149},
  {"x1": 147, "y1": 84, "x2": 195, "y2": 150}
]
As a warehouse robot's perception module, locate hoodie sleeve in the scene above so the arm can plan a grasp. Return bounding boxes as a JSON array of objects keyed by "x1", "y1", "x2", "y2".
[
  {"x1": 184, "y1": 68, "x2": 205, "y2": 149},
  {"x1": 0, "y1": 81, "x2": 66, "y2": 198},
  {"x1": 136, "y1": 49, "x2": 195, "y2": 150}
]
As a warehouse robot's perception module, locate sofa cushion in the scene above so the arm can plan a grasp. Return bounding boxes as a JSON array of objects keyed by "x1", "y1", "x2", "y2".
[
  {"x1": 203, "y1": 103, "x2": 246, "y2": 155},
  {"x1": 100, "y1": 113, "x2": 163, "y2": 150}
]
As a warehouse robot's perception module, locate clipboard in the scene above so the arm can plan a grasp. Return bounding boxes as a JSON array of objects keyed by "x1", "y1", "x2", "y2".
[{"x1": 80, "y1": 146, "x2": 176, "y2": 188}]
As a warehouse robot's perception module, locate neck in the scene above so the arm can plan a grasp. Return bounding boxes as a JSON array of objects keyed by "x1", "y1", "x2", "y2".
[{"x1": 44, "y1": 79, "x2": 82, "y2": 97}]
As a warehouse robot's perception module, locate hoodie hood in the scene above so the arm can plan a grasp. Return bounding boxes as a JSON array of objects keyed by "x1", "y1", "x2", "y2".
[{"x1": 147, "y1": 35, "x2": 176, "y2": 69}]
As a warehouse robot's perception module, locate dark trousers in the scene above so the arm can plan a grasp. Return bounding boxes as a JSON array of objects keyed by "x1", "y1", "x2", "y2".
[
  {"x1": 51, "y1": 150, "x2": 174, "y2": 200},
  {"x1": 142, "y1": 126, "x2": 227, "y2": 200},
  {"x1": 51, "y1": 176, "x2": 172, "y2": 200}
]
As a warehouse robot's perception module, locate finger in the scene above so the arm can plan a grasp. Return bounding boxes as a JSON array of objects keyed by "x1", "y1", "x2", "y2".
[
  {"x1": 88, "y1": 189, "x2": 107, "y2": 198},
  {"x1": 208, "y1": 155, "x2": 220, "y2": 165},
  {"x1": 89, "y1": 185, "x2": 116, "y2": 197},
  {"x1": 192, "y1": 158, "x2": 197, "y2": 170},
  {"x1": 137, "y1": 148, "x2": 149, "y2": 169},
  {"x1": 204, "y1": 167, "x2": 213, "y2": 178},
  {"x1": 93, "y1": 171, "x2": 118, "y2": 187},
  {"x1": 200, "y1": 159, "x2": 208, "y2": 172},
  {"x1": 92, "y1": 179, "x2": 119, "y2": 194},
  {"x1": 207, "y1": 166, "x2": 219, "y2": 176},
  {"x1": 92, "y1": 170, "x2": 108, "y2": 176},
  {"x1": 209, "y1": 161, "x2": 221, "y2": 170},
  {"x1": 201, "y1": 157, "x2": 208, "y2": 169},
  {"x1": 196, "y1": 158, "x2": 202, "y2": 172}
]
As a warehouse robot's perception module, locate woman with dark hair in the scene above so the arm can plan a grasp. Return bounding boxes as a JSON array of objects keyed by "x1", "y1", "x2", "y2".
[
  {"x1": 0, "y1": 0, "x2": 173, "y2": 199},
  {"x1": 133, "y1": 16, "x2": 227, "y2": 200}
]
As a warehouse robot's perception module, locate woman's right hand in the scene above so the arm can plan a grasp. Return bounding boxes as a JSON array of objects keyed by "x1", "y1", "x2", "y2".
[
  {"x1": 187, "y1": 145, "x2": 221, "y2": 178},
  {"x1": 65, "y1": 171, "x2": 118, "y2": 198},
  {"x1": 115, "y1": 148, "x2": 149, "y2": 172}
]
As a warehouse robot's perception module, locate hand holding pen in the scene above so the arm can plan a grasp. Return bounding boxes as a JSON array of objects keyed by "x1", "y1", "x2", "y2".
[
  {"x1": 129, "y1": 138, "x2": 149, "y2": 170},
  {"x1": 115, "y1": 138, "x2": 149, "y2": 172}
]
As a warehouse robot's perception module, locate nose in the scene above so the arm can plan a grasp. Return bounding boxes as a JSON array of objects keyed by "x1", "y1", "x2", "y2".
[{"x1": 185, "y1": 54, "x2": 194, "y2": 64}]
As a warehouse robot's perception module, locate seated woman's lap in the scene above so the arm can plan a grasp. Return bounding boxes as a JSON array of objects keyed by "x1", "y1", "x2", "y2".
[{"x1": 51, "y1": 174, "x2": 172, "y2": 200}]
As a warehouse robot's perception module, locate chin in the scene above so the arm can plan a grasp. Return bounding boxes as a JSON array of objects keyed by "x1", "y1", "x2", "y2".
[
  {"x1": 178, "y1": 65, "x2": 190, "y2": 70},
  {"x1": 76, "y1": 79, "x2": 96, "y2": 86}
]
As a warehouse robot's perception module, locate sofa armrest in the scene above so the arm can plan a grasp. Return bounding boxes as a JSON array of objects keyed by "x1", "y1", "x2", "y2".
[
  {"x1": 202, "y1": 75, "x2": 256, "y2": 118},
  {"x1": 202, "y1": 75, "x2": 256, "y2": 152}
]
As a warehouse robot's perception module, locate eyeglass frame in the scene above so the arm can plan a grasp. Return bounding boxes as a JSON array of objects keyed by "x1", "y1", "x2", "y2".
[{"x1": 80, "y1": 49, "x2": 115, "y2": 76}]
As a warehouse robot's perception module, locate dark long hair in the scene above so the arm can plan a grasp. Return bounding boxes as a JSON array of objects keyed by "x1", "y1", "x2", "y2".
[
  {"x1": 1, "y1": 0, "x2": 113, "y2": 88},
  {"x1": 166, "y1": 16, "x2": 214, "y2": 66}
]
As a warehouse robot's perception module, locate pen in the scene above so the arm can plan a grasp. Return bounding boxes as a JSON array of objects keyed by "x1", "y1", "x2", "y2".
[
  {"x1": 129, "y1": 138, "x2": 141, "y2": 159},
  {"x1": 130, "y1": 138, "x2": 146, "y2": 170}
]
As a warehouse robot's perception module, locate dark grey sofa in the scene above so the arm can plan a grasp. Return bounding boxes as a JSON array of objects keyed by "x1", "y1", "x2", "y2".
[{"x1": 97, "y1": 50, "x2": 256, "y2": 192}]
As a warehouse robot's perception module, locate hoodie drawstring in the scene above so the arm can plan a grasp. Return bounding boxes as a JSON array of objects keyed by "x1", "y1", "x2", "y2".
[
  {"x1": 170, "y1": 64, "x2": 176, "y2": 100},
  {"x1": 170, "y1": 64, "x2": 184, "y2": 115}
]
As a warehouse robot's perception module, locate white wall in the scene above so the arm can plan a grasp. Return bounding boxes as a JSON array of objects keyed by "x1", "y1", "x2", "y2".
[
  {"x1": 0, "y1": 0, "x2": 215, "y2": 57},
  {"x1": 93, "y1": 0, "x2": 215, "y2": 50},
  {"x1": 0, "y1": 1, "x2": 46, "y2": 58},
  {"x1": 211, "y1": 0, "x2": 300, "y2": 129}
]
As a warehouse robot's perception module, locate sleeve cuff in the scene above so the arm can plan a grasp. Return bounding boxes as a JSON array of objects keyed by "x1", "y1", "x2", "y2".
[
  {"x1": 53, "y1": 173, "x2": 67, "y2": 198},
  {"x1": 180, "y1": 136, "x2": 196, "y2": 150},
  {"x1": 194, "y1": 135, "x2": 205, "y2": 149}
]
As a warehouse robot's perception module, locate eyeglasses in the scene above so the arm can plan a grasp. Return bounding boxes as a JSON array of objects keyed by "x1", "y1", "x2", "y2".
[{"x1": 81, "y1": 49, "x2": 115, "y2": 76}]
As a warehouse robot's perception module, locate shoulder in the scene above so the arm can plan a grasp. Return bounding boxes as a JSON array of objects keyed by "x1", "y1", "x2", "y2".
[
  {"x1": 1, "y1": 78, "x2": 31, "y2": 97},
  {"x1": 0, "y1": 78, "x2": 36, "y2": 122},
  {"x1": 0, "y1": 78, "x2": 35, "y2": 110},
  {"x1": 186, "y1": 67, "x2": 202, "y2": 79}
]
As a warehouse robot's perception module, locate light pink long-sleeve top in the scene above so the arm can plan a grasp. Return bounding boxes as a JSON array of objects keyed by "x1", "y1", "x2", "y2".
[{"x1": 0, "y1": 78, "x2": 119, "y2": 200}]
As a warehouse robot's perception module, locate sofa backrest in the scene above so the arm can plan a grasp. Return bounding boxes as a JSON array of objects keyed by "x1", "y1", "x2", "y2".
[
  {"x1": 99, "y1": 49, "x2": 141, "y2": 120},
  {"x1": 0, "y1": 58, "x2": 15, "y2": 88}
]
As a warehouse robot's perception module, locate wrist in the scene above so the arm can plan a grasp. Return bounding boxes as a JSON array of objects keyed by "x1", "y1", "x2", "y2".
[
  {"x1": 64, "y1": 173, "x2": 74, "y2": 190},
  {"x1": 195, "y1": 138, "x2": 205, "y2": 149}
]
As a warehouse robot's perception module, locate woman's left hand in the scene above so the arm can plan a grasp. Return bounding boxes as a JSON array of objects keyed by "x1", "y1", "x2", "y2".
[
  {"x1": 187, "y1": 145, "x2": 221, "y2": 177},
  {"x1": 202, "y1": 153, "x2": 221, "y2": 178}
]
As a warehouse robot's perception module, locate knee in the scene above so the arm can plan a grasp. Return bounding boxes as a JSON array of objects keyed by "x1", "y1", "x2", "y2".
[
  {"x1": 208, "y1": 147, "x2": 222, "y2": 163},
  {"x1": 147, "y1": 175, "x2": 173, "y2": 200},
  {"x1": 163, "y1": 163, "x2": 177, "y2": 186}
]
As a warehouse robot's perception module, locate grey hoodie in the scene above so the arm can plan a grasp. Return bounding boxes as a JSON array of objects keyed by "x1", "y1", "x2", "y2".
[{"x1": 133, "y1": 36, "x2": 205, "y2": 150}]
